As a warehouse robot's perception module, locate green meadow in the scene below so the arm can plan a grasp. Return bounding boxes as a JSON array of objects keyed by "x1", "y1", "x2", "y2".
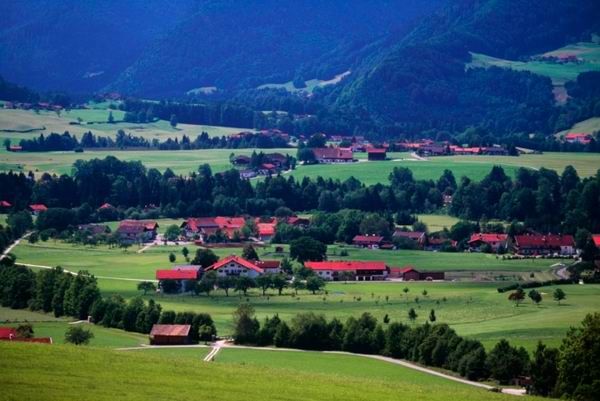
[
  {"x1": 10, "y1": 239, "x2": 599, "y2": 351},
  {"x1": 0, "y1": 342, "x2": 536, "y2": 401}
]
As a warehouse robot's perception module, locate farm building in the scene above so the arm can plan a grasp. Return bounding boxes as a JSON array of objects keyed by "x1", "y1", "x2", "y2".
[
  {"x1": 156, "y1": 269, "x2": 199, "y2": 292},
  {"x1": 352, "y1": 235, "x2": 384, "y2": 249},
  {"x1": 98, "y1": 203, "x2": 114, "y2": 210},
  {"x1": 28, "y1": 204, "x2": 48, "y2": 214},
  {"x1": 149, "y1": 324, "x2": 191, "y2": 345},
  {"x1": 367, "y1": 148, "x2": 387, "y2": 161},
  {"x1": 418, "y1": 145, "x2": 448, "y2": 156},
  {"x1": 77, "y1": 224, "x2": 110, "y2": 237},
  {"x1": 389, "y1": 267, "x2": 445, "y2": 281},
  {"x1": 253, "y1": 260, "x2": 282, "y2": 274},
  {"x1": 593, "y1": 234, "x2": 600, "y2": 247},
  {"x1": 181, "y1": 216, "x2": 245, "y2": 241},
  {"x1": 424, "y1": 237, "x2": 456, "y2": 251},
  {"x1": 393, "y1": 230, "x2": 426, "y2": 247},
  {"x1": 0, "y1": 327, "x2": 53, "y2": 344},
  {"x1": 468, "y1": 233, "x2": 509, "y2": 252},
  {"x1": 304, "y1": 261, "x2": 388, "y2": 281},
  {"x1": 312, "y1": 147, "x2": 354, "y2": 163},
  {"x1": 513, "y1": 234, "x2": 575, "y2": 256},
  {"x1": 205, "y1": 255, "x2": 264, "y2": 278},
  {"x1": 116, "y1": 220, "x2": 158, "y2": 243},
  {"x1": 232, "y1": 155, "x2": 251, "y2": 166},
  {"x1": 256, "y1": 222, "x2": 276, "y2": 241},
  {"x1": 565, "y1": 133, "x2": 592, "y2": 145},
  {"x1": 285, "y1": 216, "x2": 310, "y2": 228}
]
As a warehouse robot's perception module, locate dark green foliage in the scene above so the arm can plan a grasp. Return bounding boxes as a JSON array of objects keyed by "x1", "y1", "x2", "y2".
[
  {"x1": 0, "y1": 265, "x2": 36, "y2": 309},
  {"x1": 191, "y1": 248, "x2": 219, "y2": 268},
  {"x1": 64, "y1": 326, "x2": 94, "y2": 345},
  {"x1": 486, "y1": 339, "x2": 530, "y2": 384},
  {"x1": 242, "y1": 244, "x2": 259, "y2": 261},
  {"x1": 529, "y1": 342, "x2": 559, "y2": 397},
  {"x1": 233, "y1": 303, "x2": 260, "y2": 344},
  {"x1": 290, "y1": 236, "x2": 327, "y2": 262}
]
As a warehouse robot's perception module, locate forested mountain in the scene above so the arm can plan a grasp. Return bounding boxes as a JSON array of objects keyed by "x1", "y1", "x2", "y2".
[
  {"x1": 330, "y1": 0, "x2": 600, "y2": 136},
  {"x1": 0, "y1": 0, "x2": 441, "y2": 96}
]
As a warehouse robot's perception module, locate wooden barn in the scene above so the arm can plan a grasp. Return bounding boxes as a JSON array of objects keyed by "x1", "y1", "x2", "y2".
[{"x1": 149, "y1": 324, "x2": 191, "y2": 345}]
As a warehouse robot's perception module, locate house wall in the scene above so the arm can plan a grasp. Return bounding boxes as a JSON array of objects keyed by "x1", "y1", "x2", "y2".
[
  {"x1": 150, "y1": 335, "x2": 189, "y2": 345},
  {"x1": 214, "y1": 261, "x2": 261, "y2": 278}
]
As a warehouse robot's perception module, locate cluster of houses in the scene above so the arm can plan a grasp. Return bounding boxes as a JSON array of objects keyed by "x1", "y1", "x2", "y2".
[
  {"x1": 2, "y1": 100, "x2": 63, "y2": 112},
  {"x1": 155, "y1": 255, "x2": 444, "y2": 291},
  {"x1": 231, "y1": 128, "x2": 291, "y2": 143},
  {"x1": 467, "y1": 233, "x2": 577, "y2": 256},
  {"x1": 231, "y1": 152, "x2": 289, "y2": 178},
  {"x1": 393, "y1": 140, "x2": 509, "y2": 156},
  {"x1": 564, "y1": 133, "x2": 594, "y2": 145}
]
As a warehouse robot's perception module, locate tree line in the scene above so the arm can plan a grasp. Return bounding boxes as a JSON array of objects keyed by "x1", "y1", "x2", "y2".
[
  {"x1": 12, "y1": 130, "x2": 290, "y2": 152},
  {"x1": 232, "y1": 305, "x2": 600, "y2": 399}
]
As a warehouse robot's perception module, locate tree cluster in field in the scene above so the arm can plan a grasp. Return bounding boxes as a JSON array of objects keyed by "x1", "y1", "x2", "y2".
[
  {"x1": 11, "y1": 128, "x2": 292, "y2": 153},
  {"x1": 233, "y1": 304, "x2": 600, "y2": 399}
]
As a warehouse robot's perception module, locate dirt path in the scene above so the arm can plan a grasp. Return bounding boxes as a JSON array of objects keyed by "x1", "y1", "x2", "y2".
[
  {"x1": 0, "y1": 232, "x2": 30, "y2": 260},
  {"x1": 410, "y1": 151, "x2": 428, "y2": 161},
  {"x1": 204, "y1": 340, "x2": 226, "y2": 362}
]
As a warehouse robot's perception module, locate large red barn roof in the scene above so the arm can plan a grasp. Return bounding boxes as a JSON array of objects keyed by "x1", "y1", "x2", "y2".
[
  {"x1": 156, "y1": 269, "x2": 198, "y2": 280},
  {"x1": 468, "y1": 233, "x2": 508, "y2": 244},
  {"x1": 150, "y1": 324, "x2": 191, "y2": 337}
]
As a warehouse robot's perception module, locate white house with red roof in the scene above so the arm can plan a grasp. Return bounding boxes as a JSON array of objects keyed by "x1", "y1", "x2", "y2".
[
  {"x1": 513, "y1": 234, "x2": 575, "y2": 256},
  {"x1": 468, "y1": 233, "x2": 509, "y2": 252},
  {"x1": 304, "y1": 261, "x2": 388, "y2": 281},
  {"x1": 205, "y1": 255, "x2": 264, "y2": 278}
]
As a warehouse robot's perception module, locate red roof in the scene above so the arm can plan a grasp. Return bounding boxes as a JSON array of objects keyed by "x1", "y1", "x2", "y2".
[
  {"x1": 29, "y1": 204, "x2": 47, "y2": 212},
  {"x1": 312, "y1": 147, "x2": 353, "y2": 160},
  {"x1": 468, "y1": 233, "x2": 508, "y2": 244},
  {"x1": 514, "y1": 234, "x2": 574, "y2": 248},
  {"x1": 214, "y1": 216, "x2": 245, "y2": 229},
  {"x1": 591, "y1": 235, "x2": 600, "y2": 247},
  {"x1": 150, "y1": 324, "x2": 191, "y2": 337},
  {"x1": 206, "y1": 255, "x2": 263, "y2": 273},
  {"x1": 183, "y1": 217, "x2": 219, "y2": 232},
  {"x1": 305, "y1": 261, "x2": 387, "y2": 271},
  {"x1": 257, "y1": 223, "x2": 276, "y2": 236},
  {"x1": 0, "y1": 200, "x2": 11, "y2": 207},
  {"x1": 98, "y1": 203, "x2": 114, "y2": 210},
  {"x1": 0, "y1": 327, "x2": 16, "y2": 339},
  {"x1": 390, "y1": 266, "x2": 418, "y2": 274},
  {"x1": 118, "y1": 219, "x2": 158, "y2": 233},
  {"x1": 261, "y1": 163, "x2": 276, "y2": 170},
  {"x1": 156, "y1": 269, "x2": 198, "y2": 280},
  {"x1": 353, "y1": 235, "x2": 384, "y2": 244}
]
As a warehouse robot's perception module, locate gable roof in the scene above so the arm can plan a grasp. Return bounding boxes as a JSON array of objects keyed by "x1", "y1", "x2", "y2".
[
  {"x1": 468, "y1": 233, "x2": 508, "y2": 244},
  {"x1": 312, "y1": 147, "x2": 353, "y2": 160},
  {"x1": 117, "y1": 219, "x2": 158, "y2": 233},
  {"x1": 206, "y1": 255, "x2": 264, "y2": 273},
  {"x1": 214, "y1": 216, "x2": 245, "y2": 229},
  {"x1": 29, "y1": 204, "x2": 47, "y2": 212},
  {"x1": 182, "y1": 217, "x2": 219, "y2": 232},
  {"x1": 98, "y1": 203, "x2": 114, "y2": 210},
  {"x1": 257, "y1": 223, "x2": 276, "y2": 236},
  {"x1": 390, "y1": 266, "x2": 418, "y2": 274},
  {"x1": 352, "y1": 235, "x2": 384, "y2": 244},
  {"x1": 156, "y1": 269, "x2": 198, "y2": 280},
  {"x1": 593, "y1": 234, "x2": 600, "y2": 247},
  {"x1": 150, "y1": 324, "x2": 191, "y2": 337},
  {"x1": 0, "y1": 200, "x2": 11, "y2": 208},
  {"x1": 305, "y1": 261, "x2": 387, "y2": 271},
  {"x1": 367, "y1": 148, "x2": 387, "y2": 154},
  {"x1": 514, "y1": 234, "x2": 574, "y2": 248},
  {"x1": 254, "y1": 260, "x2": 281, "y2": 269}
]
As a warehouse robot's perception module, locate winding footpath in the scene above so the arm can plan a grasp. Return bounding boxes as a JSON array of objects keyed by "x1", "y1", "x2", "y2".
[{"x1": 0, "y1": 232, "x2": 30, "y2": 261}]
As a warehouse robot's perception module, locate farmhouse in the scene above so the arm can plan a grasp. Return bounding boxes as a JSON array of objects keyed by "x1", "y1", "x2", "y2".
[
  {"x1": 285, "y1": 216, "x2": 310, "y2": 228},
  {"x1": 149, "y1": 324, "x2": 191, "y2": 345},
  {"x1": 214, "y1": 216, "x2": 246, "y2": 239},
  {"x1": 367, "y1": 147, "x2": 387, "y2": 161},
  {"x1": 352, "y1": 235, "x2": 384, "y2": 249},
  {"x1": 513, "y1": 234, "x2": 575, "y2": 256},
  {"x1": 205, "y1": 255, "x2": 264, "y2": 278},
  {"x1": 468, "y1": 233, "x2": 509, "y2": 252},
  {"x1": 565, "y1": 133, "x2": 592, "y2": 145},
  {"x1": 116, "y1": 220, "x2": 158, "y2": 243},
  {"x1": 98, "y1": 202, "x2": 114, "y2": 210},
  {"x1": 424, "y1": 237, "x2": 456, "y2": 251},
  {"x1": 0, "y1": 327, "x2": 53, "y2": 344},
  {"x1": 28, "y1": 204, "x2": 48, "y2": 214},
  {"x1": 304, "y1": 261, "x2": 388, "y2": 281},
  {"x1": 393, "y1": 230, "x2": 426, "y2": 247},
  {"x1": 232, "y1": 155, "x2": 251, "y2": 166},
  {"x1": 418, "y1": 144, "x2": 448, "y2": 156},
  {"x1": 181, "y1": 216, "x2": 245, "y2": 241},
  {"x1": 256, "y1": 222, "x2": 276, "y2": 241},
  {"x1": 389, "y1": 266, "x2": 445, "y2": 281},
  {"x1": 77, "y1": 224, "x2": 110, "y2": 237},
  {"x1": 312, "y1": 147, "x2": 354, "y2": 163}
]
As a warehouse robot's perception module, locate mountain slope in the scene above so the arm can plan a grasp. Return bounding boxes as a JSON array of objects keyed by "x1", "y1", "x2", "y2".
[{"x1": 331, "y1": 0, "x2": 600, "y2": 135}]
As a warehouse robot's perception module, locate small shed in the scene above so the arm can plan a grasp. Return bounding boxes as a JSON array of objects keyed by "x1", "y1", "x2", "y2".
[{"x1": 149, "y1": 324, "x2": 191, "y2": 345}]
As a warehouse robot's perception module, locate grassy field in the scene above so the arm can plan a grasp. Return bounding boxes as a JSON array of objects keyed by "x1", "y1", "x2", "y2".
[
  {"x1": 557, "y1": 116, "x2": 600, "y2": 137},
  {"x1": 1, "y1": 342, "x2": 533, "y2": 401},
  {"x1": 0, "y1": 108, "x2": 246, "y2": 150},
  {"x1": 469, "y1": 41, "x2": 600, "y2": 86},
  {"x1": 10, "y1": 239, "x2": 598, "y2": 351},
  {"x1": 416, "y1": 214, "x2": 460, "y2": 232}
]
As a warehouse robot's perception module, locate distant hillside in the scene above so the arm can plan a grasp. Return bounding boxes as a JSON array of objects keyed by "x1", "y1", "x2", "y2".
[{"x1": 330, "y1": 0, "x2": 600, "y2": 136}]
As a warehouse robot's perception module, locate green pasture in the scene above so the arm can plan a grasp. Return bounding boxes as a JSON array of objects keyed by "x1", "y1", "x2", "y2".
[
  {"x1": 127, "y1": 346, "x2": 212, "y2": 360},
  {"x1": 415, "y1": 214, "x2": 460, "y2": 232},
  {"x1": 11, "y1": 239, "x2": 598, "y2": 350},
  {"x1": 557, "y1": 117, "x2": 600, "y2": 137},
  {"x1": 0, "y1": 342, "x2": 533, "y2": 401}
]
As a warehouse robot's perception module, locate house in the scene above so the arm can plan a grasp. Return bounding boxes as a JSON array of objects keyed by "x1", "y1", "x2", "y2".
[
  {"x1": 482, "y1": 146, "x2": 508, "y2": 156},
  {"x1": 214, "y1": 216, "x2": 246, "y2": 239},
  {"x1": 565, "y1": 133, "x2": 592, "y2": 145},
  {"x1": 304, "y1": 261, "x2": 388, "y2": 281},
  {"x1": 98, "y1": 203, "x2": 114, "y2": 210},
  {"x1": 181, "y1": 217, "x2": 220, "y2": 240},
  {"x1": 424, "y1": 237, "x2": 456, "y2": 251},
  {"x1": 28, "y1": 204, "x2": 48, "y2": 214},
  {"x1": 205, "y1": 255, "x2": 264, "y2": 278},
  {"x1": 468, "y1": 233, "x2": 509, "y2": 252},
  {"x1": 258, "y1": 163, "x2": 277, "y2": 175},
  {"x1": 367, "y1": 148, "x2": 387, "y2": 161},
  {"x1": 8, "y1": 145, "x2": 22, "y2": 152},
  {"x1": 149, "y1": 324, "x2": 191, "y2": 345},
  {"x1": 253, "y1": 260, "x2": 282, "y2": 274},
  {"x1": 116, "y1": 220, "x2": 159, "y2": 243},
  {"x1": 418, "y1": 145, "x2": 447, "y2": 156},
  {"x1": 0, "y1": 200, "x2": 11, "y2": 210},
  {"x1": 232, "y1": 155, "x2": 251, "y2": 166},
  {"x1": 352, "y1": 235, "x2": 384, "y2": 249},
  {"x1": 513, "y1": 234, "x2": 576, "y2": 256},
  {"x1": 393, "y1": 230, "x2": 426, "y2": 247},
  {"x1": 256, "y1": 222, "x2": 276, "y2": 241},
  {"x1": 312, "y1": 147, "x2": 354, "y2": 163},
  {"x1": 239, "y1": 169, "x2": 257, "y2": 179},
  {"x1": 389, "y1": 266, "x2": 445, "y2": 281},
  {"x1": 77, "y1": 224, "x2": 110, "y2": 237},
  {"x1": 264, "y1": 152, "x2": 287, "y2": 167},
  {"x1": 285, "y1": 216, "x2": 310, "y2": 228}
]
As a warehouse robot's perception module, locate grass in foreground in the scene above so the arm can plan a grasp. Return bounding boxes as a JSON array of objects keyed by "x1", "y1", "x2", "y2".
[{"x1": 0, "y1": 342, "x2": 539, "y2": 401}]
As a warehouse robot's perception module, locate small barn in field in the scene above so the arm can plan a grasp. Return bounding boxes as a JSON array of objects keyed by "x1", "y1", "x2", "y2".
[
  {"x1": 367, "y1": 148, "x2": 387, "y2": 161},
  {"x1": 149, "y1": 324, "x2": 191, "y2": 345}
]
